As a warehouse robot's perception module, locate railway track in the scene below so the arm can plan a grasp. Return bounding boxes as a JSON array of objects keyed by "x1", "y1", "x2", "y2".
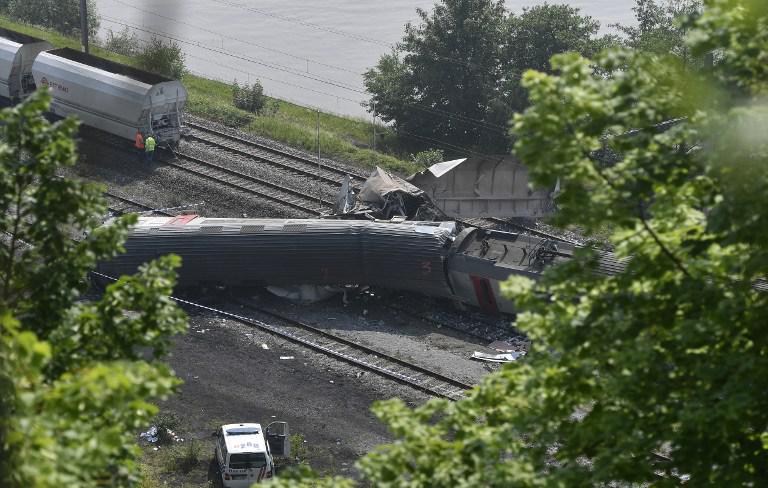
[
  {"x1": 87, "y1": 128, "x2": 331, "y2": 216},
  {"x1": 188, "y1": 298, "x2": 473, "y2": 402},
  {"x1": 186, "y1": 121, "x2": 369, "y2": 186},
  {"x1": 167, "y1": 149, "x2": 331, "y2": 216},
  {"x1": 103, "y1": 192, "x2": 173, "y2": 216},
  {"x1": 463, "y1": 217, "x2": 581, "y2": 245}
]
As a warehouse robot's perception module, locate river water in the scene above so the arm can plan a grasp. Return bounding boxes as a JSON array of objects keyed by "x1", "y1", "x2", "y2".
[{"x1": 95, "y1": 0, "x2": 636, "y2": 118}]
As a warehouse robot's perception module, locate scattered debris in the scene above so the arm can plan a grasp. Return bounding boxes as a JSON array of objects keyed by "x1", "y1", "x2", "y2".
[
  {"x1": 471, "y1": 351, "x2": 525, "y2": 363},
  {"x1": 139, "y1": 426, "x2": 159, "y2": 443},
  {"x1": 337, "y1": 166, "x2": 444, "y2": 220},
  {"x1": 267, "y1": 284, "x2": 343, "y2": 303},
  {"x1": 488, "y1": 340, "x2": 517, "y2": 352}
]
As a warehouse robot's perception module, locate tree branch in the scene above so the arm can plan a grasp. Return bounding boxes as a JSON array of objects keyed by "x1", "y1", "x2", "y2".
[{"x1": 636, "y1": 200, "x2": 692, "y2": 279}]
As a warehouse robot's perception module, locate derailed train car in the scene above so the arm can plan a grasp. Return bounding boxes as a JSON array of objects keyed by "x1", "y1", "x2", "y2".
[
  {"x1": 0, "y1": 28, "x2": 187, "y2": 145},
  {"x1": 97, "y1": 216, "x2": 622, "y2": 314}
]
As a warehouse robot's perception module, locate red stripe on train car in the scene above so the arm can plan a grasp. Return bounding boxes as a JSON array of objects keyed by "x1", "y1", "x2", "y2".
[{"x1": 162, "y1": 214, "x2": 199, "y2": 226}]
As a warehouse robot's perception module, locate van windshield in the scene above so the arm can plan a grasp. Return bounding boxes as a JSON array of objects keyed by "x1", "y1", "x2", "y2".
[{"x1": 228, "y1": 453, "x2": 267, "y2": 469}]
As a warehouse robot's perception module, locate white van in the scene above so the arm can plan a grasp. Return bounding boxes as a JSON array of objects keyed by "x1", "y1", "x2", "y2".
[{"x1": 214, "y1": 422, "x2": 289, "y2": 487}]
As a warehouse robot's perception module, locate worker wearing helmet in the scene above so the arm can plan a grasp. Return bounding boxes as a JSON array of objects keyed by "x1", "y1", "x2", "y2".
[
  {"x1": 145, "y1": 134, "x2": 157, "y2": 163},
  {"x1": 134, "y1": 129, "x2": 144, "y2": 161}
]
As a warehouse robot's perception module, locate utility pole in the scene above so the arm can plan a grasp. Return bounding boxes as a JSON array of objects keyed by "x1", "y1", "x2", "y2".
[
  {"x1": 79, "y1": 0, "x2": 89, "y2": 53},
  {"x1": 372, "y1": 101, "x2": 376, "y2": 152},
  {"x1": 316, "y1": 109, "x2": 321, "y2": 209}
]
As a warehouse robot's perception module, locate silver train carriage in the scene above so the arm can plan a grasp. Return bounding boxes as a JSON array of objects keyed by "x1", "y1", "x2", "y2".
[
  {"x1": 31, "y1": 47, "x2": 187, "y2": 145},
  {"x1": 97, "y1": 216, "x2": 626, "y2": 314},
  {"x1": 97, "y1": 216, "x2": 459, "y2": 300},
  {"x1": 0, "y1": 28, "x2": 52, "y2": 101}
]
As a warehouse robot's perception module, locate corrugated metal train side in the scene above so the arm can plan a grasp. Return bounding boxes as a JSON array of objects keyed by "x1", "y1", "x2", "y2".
[{"x1": 98, "y1": 216, "x2": 458, "y2": 299}]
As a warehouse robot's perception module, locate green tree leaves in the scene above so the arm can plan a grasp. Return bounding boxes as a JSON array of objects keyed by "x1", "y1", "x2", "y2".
[
  {"x1": 0, "y1": 90, "x2": 187, "y2": 486},
  {"x1": 364, "y1": 1, "x2": 610, "y2": 155},
  {"x1": 284, "y1": 0, "x2": 768, "y2": 486},
  {"x1": 3, "y1": 0, "x2": 100, "y2": 38},
  {"x1": 136, "y1": 37, "x2": 187, "y2": 81}
]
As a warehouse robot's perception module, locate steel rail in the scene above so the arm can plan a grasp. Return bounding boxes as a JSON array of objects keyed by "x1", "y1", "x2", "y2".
[
  {"x1": 478, "y1": 217, "x2": 581, "y2": 245},
  {"x1": 96, "y1": 271, "x2": 473, "y2": 401},
  {"x1": 186, "y1": 132, "x2": 352, "y2": 188},
  {"x1": 168, "y1": 150, "x2": 328, "y2": 216},
  {"x1": 85, "y1": 128, "x2": 327, "y2": 216},
  {"x1": 233, "y1": 300, "x2": 473, "y2": 401},
  {"x1": 103, "y1": 191, "x2": 173, "y2": 216},
  {"x1": 186, "y1": 121, "x2": 369, "y2": 182}
]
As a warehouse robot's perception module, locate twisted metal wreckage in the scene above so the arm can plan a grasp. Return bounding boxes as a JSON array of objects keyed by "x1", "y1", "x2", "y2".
[{"x1": 99, "y1": 158, "x2": 624, "y2": 315}]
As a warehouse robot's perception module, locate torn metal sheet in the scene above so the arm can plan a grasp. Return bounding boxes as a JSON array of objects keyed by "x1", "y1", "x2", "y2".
[
  {"x1": 487, "y1": 340, "x2": 518, "y2": 352},
  {"x1": 471, "y1": 351, "x2": 525, "y2": 363},
  {"x1": 408, "y1": 156, "x2": 556, "y2": 219},
  {"x1": 356, "y1": 167, "x2": 442, "y2": 220},
  {"x1": 333, "y1": 175, "x2": 356, "y2": 214}
]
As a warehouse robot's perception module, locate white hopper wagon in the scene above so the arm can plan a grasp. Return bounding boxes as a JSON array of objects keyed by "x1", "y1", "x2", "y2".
[
  {"x1": 0, "y1": 28, "x2": 52, "y2": 101},
  {"x1": 32, "y1": 47, "x2": 187, "y2": 145}
]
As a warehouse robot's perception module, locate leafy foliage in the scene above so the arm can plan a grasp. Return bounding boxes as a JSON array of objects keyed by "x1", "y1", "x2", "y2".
[
  {"x1": 615, "y1": 0, "x2": 703, "y2": 63},
  {"x1": 365, "y1": 0, "x2": 509, "y2": 154},
  {"x1": 285, "y1": 0, "x2": 768, "y2": 486},
  {"x1": 0, "y1": 90, "x2": 187, "y2": 486},
  {"x1": 136, "y1": 37, "x2": 186, "y2": 80},
  {"x1": 504, "y1": 4, "x2": 611, "y2": 112},
  {"x1": 364, "y1": 1, "x2": 608, "y2": 155},
  {"x1": 101, "y1": 27, "x2": 141, "y2": 57},
  {"x1": 410, "y1": 148, "x2": 445, "y2": 168},
  {"x1": 4, "y1": 0, "x2": 99, "y2": 37},
  {"x1": 232, "y1": 80, "x2": 268, "y2": 114}
]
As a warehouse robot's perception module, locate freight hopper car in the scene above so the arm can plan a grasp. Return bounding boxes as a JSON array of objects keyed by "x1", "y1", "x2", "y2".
[
  {"x1": 31, "y1": 48, "x2": 188, "y2": 145},
  {"x1": 97, "y1": 216, "x2": 625, "y2": 314},
  {"x1": 0, "y1": 28, "x2": 52, "y2": 101}
]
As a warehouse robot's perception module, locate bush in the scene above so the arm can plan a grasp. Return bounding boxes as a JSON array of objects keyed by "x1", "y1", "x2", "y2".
[
  {"x1": 136, "y1": 37, "x2": 186, "y2": 80},
  {"x1": 232, "y1": 80, "x2": 268, "y2": 114},
  {"x1": 101, "y1": 27, "x2": 140, "y2": 57},
  {"x1": 410, "y1": 148, "x2": 444, "y2": 168},
  {"x1": 7, "y1": 0, "x2": 99, "y2": 37},
  {"x1": 152, "y1": 411, "x2": 181, "y2": 445}
]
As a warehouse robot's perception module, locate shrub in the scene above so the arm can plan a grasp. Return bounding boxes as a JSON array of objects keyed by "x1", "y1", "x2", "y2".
[
  {"x1": 7, "y1": 0, "x2": 99, "y2": 37},
  {"x1": 101, "y1": 27, "x2": 140, "y2": 57},
  {"x1": 410, "y1": 148, "x2": 444, "y2": 168},
  {"x1": 136, "y1": 37, "x2": 186, "y2": 80},
  {"x1": 152, "y1": 411, "x2": 181, "y2": 445},
  {"x1": 232, "y1": 80, "x2": 268, "y2": 114}
]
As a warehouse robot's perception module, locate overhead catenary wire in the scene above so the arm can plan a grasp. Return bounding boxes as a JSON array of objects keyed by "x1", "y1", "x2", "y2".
[
  {"x1": 97, "y1": 18, "x2": 504, "y2": 156},
  {"x1": 207, "y1": 0, "x2": 394, "y2": 47},
  {"x1": 207, "y1": 0, "x2": 496, "y2": 71},
  {"x1": 102, "y1": 2, "x2": 511, "y2": 132},
  {"x1": 101, "y1": 16, "x2": 366, "y2": 94},
  {"x1": 118, "y1": 40, "x2": 491, "y2": 157},
  {"x1": 106, "y1": 0, "x2": 362, "y2": 76}
]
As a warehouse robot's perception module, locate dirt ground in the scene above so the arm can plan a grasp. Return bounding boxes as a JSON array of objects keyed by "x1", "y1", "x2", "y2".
[{"x1": 72, "y1": 128, "x2": 524, "y2": 485}]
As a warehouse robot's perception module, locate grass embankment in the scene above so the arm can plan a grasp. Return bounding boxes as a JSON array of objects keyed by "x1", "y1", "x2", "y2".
[{"x1": 0, "y1": 17, "x2": 418, "y2": 175}]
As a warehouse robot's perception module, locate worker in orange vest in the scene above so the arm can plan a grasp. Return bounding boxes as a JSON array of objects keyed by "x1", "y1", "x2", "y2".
[{"x1": 134, "y1": 130, "x2": 145, "y2": 161}]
